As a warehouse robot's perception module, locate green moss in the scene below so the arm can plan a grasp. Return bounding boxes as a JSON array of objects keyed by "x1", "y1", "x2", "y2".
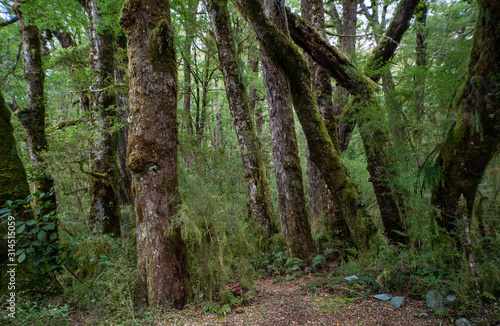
[
  {"x1": 0, "y1": 91, "x2": 30, "y2": 204},
  {"x1": 147, "y1": 19, "x2": 176, "y2": 73}
]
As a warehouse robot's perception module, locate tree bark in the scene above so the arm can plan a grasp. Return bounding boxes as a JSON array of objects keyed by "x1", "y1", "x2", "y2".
[
  {"x1": 13, "y1": 1, "x2": 57, "y2": 219},
  {"x1": 234, "y1": 0, "x2": 384, "y2": 250},
  {"x1": 255, "y1": 0, "x2": 316, "y2": 262},
  {"x1": 302, "y1": 0, "x2": 352, "y2": 245},
  {"x1": 0, "y1": 90, "x2": 31, "y2": 279},
  {"x1": 334, "y1": 0, "x2": 357, "y2": 151},
  {"x1": 87, "y1": 0, "x2": 122, "y2": 236},
  {"x1": 431, "y1": 0, "x2": 500, "y2": 238},
  {"x1": 120, "y1": 0, "x2": 191, "y2": 308},
  {"x1": 207, "y1": 0, "x2": 277, "y2": 242},
  {"x1": 285, "y1": 3, "x2": 420, "y2": 244}
]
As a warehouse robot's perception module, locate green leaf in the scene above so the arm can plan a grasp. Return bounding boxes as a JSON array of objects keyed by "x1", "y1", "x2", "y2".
[
  {"x1": 15, "y1": 248, "x2": 25, "y2": 255},
  {"x1": 17, "y1": 224, "x2": 26, "y2": 234},
  {"x1": 50, "y1": 233, "x2": 58, "y2": 240},
  {"x1": 18, "y1": 253, "x2": 26, "y2": 263},
  {"x1": 38, "y1": 230, "x2": 47, "y2": 241},
  {"x1": 42, "y1": 224, "x2": 55, "y2": 231},
  {"x1": 34, "y1": 257, "x2": 43, "y2": 266},
  {"x1": 33, "y1": 241, "x2": 42, "y2": 247},
  {"x1": 26, "y1": 220, "x2": 37, "y2": 226}
]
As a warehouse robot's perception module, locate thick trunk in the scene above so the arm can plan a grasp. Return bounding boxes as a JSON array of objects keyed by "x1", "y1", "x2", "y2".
[
  {"x1": 431, "y1": 0, "x2": 500, "y2": 237},
  {"x1": 13, "y1": 2, "x2": 57, "y2": 219},
  {"x1": 0, "y1": 91, "x2": 31, "y2": 277},
  {"x1": 383, "y1": 68, "x2": 405, "y2": 147},
  {"x1": 234, "y1": 0, "x2": 384, "y2": 249},
  {"x1": 207, "y1": 0, "x2": 277, "y2": 241},
  {"x1": 87, "y1": 0, "x2": 122, "y2": 236},
  {"x1": 258, "y1": 0, "x2": 316, "y2": 262},
  {"x1": 302, "y1": 0, "x2": 352, "y2": 244},
  {"x1": 334, "y1": 0, "x2": 357, "y2": 151},
  {"x1": 120, "y1": 0, "x2": 191, "y2": 308}
]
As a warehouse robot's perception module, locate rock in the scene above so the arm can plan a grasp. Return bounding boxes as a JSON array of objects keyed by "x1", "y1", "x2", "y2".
[
  {"x1": 426, "y1": 291, "x2": 444, "y2": 311},
  {"x1": 373, "y1": 294, "x2": 392, "y2": 301},
  {"x1": 455, "y1": 318, "x2": 472, "y2": 326},
  {"x1": 391, "y1": 296, "x2": 404, "y2": 308},
  {"x1": 446, "y1": 295, "x2": 457, "y2": 303},
  {"x1": 305, "y1": 267, "x2": 312, "y2": 274},
  {"x1": 345, "y1": 275, "x2": 358, "y2": 281}
]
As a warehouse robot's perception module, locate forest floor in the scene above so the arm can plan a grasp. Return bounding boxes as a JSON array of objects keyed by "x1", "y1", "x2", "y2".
[{"x1": 52, "y1": 274, "x2": 498, "y2": 326}]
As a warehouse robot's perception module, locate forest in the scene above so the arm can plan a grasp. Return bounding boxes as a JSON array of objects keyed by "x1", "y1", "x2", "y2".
[{"x1": 0, "y1": 0, "x2": 499, "y2": 324}]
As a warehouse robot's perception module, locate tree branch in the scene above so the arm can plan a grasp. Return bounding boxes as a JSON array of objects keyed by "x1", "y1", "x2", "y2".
[{"x1": 0, "y1": 16, "x2": 19, "y2": 28}]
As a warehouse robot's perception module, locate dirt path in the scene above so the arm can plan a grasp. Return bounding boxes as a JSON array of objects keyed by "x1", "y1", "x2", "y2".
[{"x1": 166, "y1": 275, "x2": 455, "y2": 326}]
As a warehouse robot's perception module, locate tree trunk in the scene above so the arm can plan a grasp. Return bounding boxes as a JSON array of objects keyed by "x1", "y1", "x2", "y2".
[
  {"x1": 302, "y1": 0, "x2": 352, "y2": 245},
  {"x1": 87, "y1": 0, "x2": 122, "y2": 236},
  {"x1": 120, "y1": 0, "x2": 191, "y2": 308},
  {"x1": 0, "y1": 90, "x2": 32, "y2": 278},
  {"x1": 414, "y1": 0, "x2": 427, "y2": 142},
  {"x1": 334, "y1": 0, "x2": 357, "y2": 152},
  {"x1": 234, "y1": 0, "x2": 384, "y2": 250},
  {"x1": 257, "y1": 0, "x2": 316, "y2": 262},
  {"x1": 285, "y1": 1, "x2": 420, "y2": 244},
  {"x1": 13, "y1": 1, "x2": 57, "y2": 220},
  {"x1": 431, "y1": 0, "x2": 500, "y2": 238},
  {"x1": 207, "y1": 0, "x2": 277, "y2": 242}
]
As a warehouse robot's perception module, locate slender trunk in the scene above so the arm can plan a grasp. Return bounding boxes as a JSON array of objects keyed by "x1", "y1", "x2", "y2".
[
  {"x1": 87, "y1": 0, "x2": 121, "y2": 236},
  {"x1": 120, "y1": 0, "x2": 191, "y2": 307},
  {"x1": 13, "y1": 1, "x2": 57, "y2": 220},
  {"x1": 182, "y1": 21, "x2": 194, "y2": 135},
  {"x1": 257, "y1": 0, "x2": 316, "y2": 262},
  {"x1": 214, "y1": 79, "x2": 223, "y2": 151},
  {"x1": 414, "y1": 0, "x2": 427, "y2": 143},
  {"x1": 302, "y1": 0, "x2": 352, "y2": 245},
  {"x1": 234, "y1": 0, "x2": 385, "y2": 250},
  {"x1": 334, "y1": 0, "x2": 356, "y2": 151},
  {"x1": 431, "y1": 0, "x2": 500, "y2": 238},
  {"x1": 207, "y1": 0, "x2": 277, "y2": 241},
  {"x1": 382, "y1": 68, "x2": 405, "y2": 147},
  {"x1": 285, "y1": 1, "x2": 420, "y2": 244}
]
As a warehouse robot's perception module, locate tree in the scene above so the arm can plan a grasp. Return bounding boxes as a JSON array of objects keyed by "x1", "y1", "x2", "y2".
[
  {"x1": 234, "y1": 0, "x2": 384, "y2": 249},
  {"x1": 302, "y1": 0, "x2": 352, "y2": 248},
  {"x1": 207, "y1": 0, "x2": 277, "y2": 241},
  {"x1": 258, "y1": 0, "x2": 316, "y2": 262},
  {"x1": 284, "y1": 0, "x2": 421, "y2": 244},
  {"x1": 120, "y1": 0, "x2": 191, "y2": 307},
  {"x1": 13, "y1": 0, "x2": 57, "y2": 219},
  {"x1": 0, "y1": 90, "x2": 31, "y2": 283},
  {"x1": 86, "y1": 0, "x2": 122, "y2": 236},
  {"x1": 431, "y1": 0, "x2": 500, "y2": 239}
]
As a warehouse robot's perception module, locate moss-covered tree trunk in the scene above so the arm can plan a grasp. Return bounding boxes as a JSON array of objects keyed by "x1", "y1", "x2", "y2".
[
  {"x1": 207, "y1": 0, "x2": 277, "y2": 241},
  {"x1": 120, "y1": 0, "x2": 191, "y2": 308},
  {"x1": 87, "y1": 0, "x2": 122, "y2": 236},
  {"x1": 255, "y1": 0, "x2": 316, "y2": 262},
  {"x1": 302, "y1": 0, "x2": 352, "y2": 247},
  {"x1": 13, "y1": 1, "x2": 57, "y2": 219},
  {"x1": 431, "y1": 0, "x2": 500, "y2": 237},
  {"x1": 234, "y1": 0, "x2": 385, "y2": 250},
  {"x1": 284, "y1": 1, "x2": 420, "y2": 244},
  {"x1": 0, "y1": 90, "x2": 31, "y2": 284}
]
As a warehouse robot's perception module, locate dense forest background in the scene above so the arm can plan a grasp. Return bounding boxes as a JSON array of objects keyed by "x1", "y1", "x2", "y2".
[{"x1": 0, "y1": 0, "x2": 499, "y2": 324}]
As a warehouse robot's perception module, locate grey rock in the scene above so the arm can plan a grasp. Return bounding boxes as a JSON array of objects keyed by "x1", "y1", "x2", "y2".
[
  {"x1": 345, "y1": 275, "x2": 358, "y2": 281},
  {"x1": 391, "y1": 296, "x2": 405, "y2": 308},
  {"x1": 446, "y1": 295, "x2": 457, "y2": 303},
  {"x1": 455, "y1": 318, "x2": 472, "y2": 326},
  {"x1": 426, "y1": 291, "x2": 444, "y2": 311},
  {"x1": 373, "y1": 294, "x2": 392, "y2": 301}
]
